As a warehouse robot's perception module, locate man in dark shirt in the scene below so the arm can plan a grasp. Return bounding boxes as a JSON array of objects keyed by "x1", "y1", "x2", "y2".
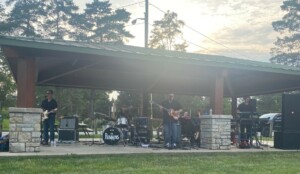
[
  {"x1": 41, "y1": 90, "x2": 58, "y2": 145},
  {"x1": 160, "y1": 93, "x2": 182, "y2": 149},
  {"x1": 237, "y1": 96, "x2": 252, "y2": 113},
  {"x1": 237, "y1": 96, "x2": 254, "y2": 147}
]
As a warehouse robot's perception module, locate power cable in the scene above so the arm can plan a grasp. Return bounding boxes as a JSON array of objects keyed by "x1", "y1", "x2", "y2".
[
  {"x1": 115, "y1": 1, "x2": 144, "y2": 9},
  {"x1": 149, "y1": 3, "x2": 253, "y2": 59}
]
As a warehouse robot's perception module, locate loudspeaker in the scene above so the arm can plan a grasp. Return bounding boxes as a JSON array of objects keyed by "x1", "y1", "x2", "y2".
[
  {"x1": 60, "y1": 117, "x2": 78, "y2": 129},
  {"x1": 274, "y1": 132, "x2": 283, "y2": 149},
  {"x1": 274, "y1": 131, "x2": 300, "y2": 149},
  {"x1": 58, "y1": 129, "x2": 79, "y2": 141},
  {"x1": 282, "y1": 94, "x2": 300, "y2": 132},
  {"x1": 134, "y1": 117, "x2": 151, "y2": 129}
]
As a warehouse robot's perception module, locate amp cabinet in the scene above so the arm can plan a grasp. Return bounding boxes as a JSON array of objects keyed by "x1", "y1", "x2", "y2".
[{"x1": 58, "y1": 129, "x2": 79, "y2": 142}]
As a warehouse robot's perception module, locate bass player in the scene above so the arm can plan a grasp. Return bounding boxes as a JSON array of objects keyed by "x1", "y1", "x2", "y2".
[{"x1": 160, "y1": 93, "x2": 182, "y2": 149}]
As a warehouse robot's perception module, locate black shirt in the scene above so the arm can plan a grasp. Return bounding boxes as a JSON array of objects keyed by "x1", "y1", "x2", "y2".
[
  {"x1": 161, "y1": 99, "x2": 182, "y2": 124},
  {"x1": 237, "y1": 102, "x2": 252, "y2": 112},
  {"x1": 41, "y1": 99, "x2": 57, "y2": 116}
]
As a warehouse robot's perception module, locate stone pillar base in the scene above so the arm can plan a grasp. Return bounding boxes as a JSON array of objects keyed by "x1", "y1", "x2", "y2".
[
  {"x1": 200, "y1": 115, "x2": 233, "y2": 150},
  {"x1": 9, "y1": 107, "x2": 42, "y2": 153}
]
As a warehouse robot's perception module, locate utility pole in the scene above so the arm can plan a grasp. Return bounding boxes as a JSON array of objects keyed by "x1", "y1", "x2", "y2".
[
  {"x1": 141, "y1": 0, "x2": 150, "y2": 117},
  {"x1": 145, "y1": 0, "x2": 148, "y2": 48}
]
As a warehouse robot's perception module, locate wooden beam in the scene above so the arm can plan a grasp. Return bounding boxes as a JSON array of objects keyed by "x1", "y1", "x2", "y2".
[{"x1": 16, "y1": 57, "x2": 36, "y2": 107}]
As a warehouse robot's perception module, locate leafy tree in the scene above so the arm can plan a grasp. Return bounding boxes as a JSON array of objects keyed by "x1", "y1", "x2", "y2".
[
  {"x1": 0, "y1": 51, "x2": 17, "y2": 110},
  {"x1": 43, "y1": 0, "x2": 78, "y2": 39},
  {"x1": 255, "y1": 93, "x2": 282, "y2": 114},
  {"x1": 270, "y1": 0, "x2": 300, "y2": 66},
  {"x1": 5, "y1": 0, "x2": 47, "y2": 37},
  {"x1": 73, "y1": 0, "x2": 133, "y2": 43},
  {"x1": 115, "y1": 91, "x2": 141, "y2": 117},
  {"x1": 149, "y1": 11, "x2": 188, "y2": 51}
]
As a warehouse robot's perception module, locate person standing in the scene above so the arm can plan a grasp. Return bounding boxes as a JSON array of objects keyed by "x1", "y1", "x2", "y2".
[
  {"x1": 160, "y1": 93, "x2": 182, "y2": 149},
  {"x1": 41, "y1": 90, "x2": 58, "y2": 145}
]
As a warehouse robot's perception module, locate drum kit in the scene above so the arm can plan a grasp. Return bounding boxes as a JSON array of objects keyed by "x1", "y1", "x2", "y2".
[
  {"x1": 102, "y1": 116, "x2": 152, "y2": 146},
  {"x1": 102, "y1": 116, "x2": 131, "y2": 145}
]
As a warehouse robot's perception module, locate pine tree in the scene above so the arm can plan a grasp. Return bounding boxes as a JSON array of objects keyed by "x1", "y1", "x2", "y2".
[
  {"x1": 149, "y1": 11, "x2": 188, "y2": 51},
  {"x1": 5, "y1": 0, "x2": 47, "y2": 37},
  {"x1": 270, "y1": 0, "x2": 300, "y2": 66},
  {"x1": 43, "y1": 0, "x2": 78, "y2": 39},
  {"x1": 73, "y1": 0, "x2": 133, "y2": 43}
]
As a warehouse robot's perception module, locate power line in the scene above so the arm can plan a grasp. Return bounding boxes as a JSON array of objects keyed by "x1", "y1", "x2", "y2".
[
  {"x1": 115, "y1": 1, "x2": 144, "y2": 9},
  {"x1": 149, "y1": 3, "x2": 253, "y2": 60}
]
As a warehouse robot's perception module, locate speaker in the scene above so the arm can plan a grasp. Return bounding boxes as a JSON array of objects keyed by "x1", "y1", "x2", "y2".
[
  {"x1": 60, "y1": 117, "x2": 78, "y2": 129},
  {"x1": 274, "y1": 131, "x2": 300, "y2": 149},
  {"x1": 282, "y1": 94, "x2": 300, "y2": 132},
  {"x1": 274, "y1": 132, "x2": 283, "y2": 149},
  {"x1": 134, "y1": 117, "x2": 151, "y2": 129},
  {"x1": 58, "y1": 129, "x2": 79, "y2": 141}
]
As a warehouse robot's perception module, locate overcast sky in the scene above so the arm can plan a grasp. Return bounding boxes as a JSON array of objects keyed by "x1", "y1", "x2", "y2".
[
  {"x1": 0, "y1": 0, "x2": 285, "y2": 62},
  {"x1": 72, "y1": 1, "x2": 284, "y2": 62}
]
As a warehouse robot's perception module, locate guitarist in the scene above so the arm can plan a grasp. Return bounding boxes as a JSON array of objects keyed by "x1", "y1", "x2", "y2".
[
  {"x1": 160, "y1": 93, "x2": 182, "y2": 149},
  {"x1": 41, "y1": 90, "x2": 58, "y2": 146}
]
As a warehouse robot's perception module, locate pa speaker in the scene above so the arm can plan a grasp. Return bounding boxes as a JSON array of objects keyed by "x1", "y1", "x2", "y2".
[
  {"x1": 282, "y1": 94, "x2": 300, "y2": 132},
  {"x1": 60, "y1": 117, "x2": 78, "y2": 129},
  {"x1": 274, "y1": 132, "x2": 300, "y2": 149}
]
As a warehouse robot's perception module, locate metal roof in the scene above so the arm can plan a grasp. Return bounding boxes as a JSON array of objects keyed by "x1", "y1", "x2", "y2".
[{"x1": 1, "y1": 35, "x2": 300, "y2": 97}]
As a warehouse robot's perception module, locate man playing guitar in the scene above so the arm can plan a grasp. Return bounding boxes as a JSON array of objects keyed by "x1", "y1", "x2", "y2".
[{"x1": 160, "y1": 93, "x2": 182, "y2": 149}]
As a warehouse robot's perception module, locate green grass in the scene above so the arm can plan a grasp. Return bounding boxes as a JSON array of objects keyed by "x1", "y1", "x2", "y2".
[{"x1": 0, "y1": 152, "x2": 300, "y2": 174}]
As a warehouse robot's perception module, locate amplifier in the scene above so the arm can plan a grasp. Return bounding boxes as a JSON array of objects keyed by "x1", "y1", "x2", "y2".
[
  {"x1": 60, "y1": 117, "x2": 78, "y2": 129},
  {"x1": 134, "y1": 117, "x2": 151, "y2": 129},
  {"x1": 58, "y1": 129, "x2": 79, "y2": 141}
]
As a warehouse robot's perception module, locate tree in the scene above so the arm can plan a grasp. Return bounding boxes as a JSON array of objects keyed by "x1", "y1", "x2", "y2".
[
  {"x1": 0, "y1": 51, "x2": 17, "y2": 109},
  {"x1": 73, "y1": 0, "x2": 133, "y2": 43},
  {"x1": 270, "y1": 0, "x2": 300, "y2": 66},
  {"x1": 43, "y1": 0, "x2": 78, "y2": 39},
  {"x1": 149, "y1": 11, "x2": 188, "y2": 51},
  {"x1": 5, "y1": 0, "x2": 47, "y2": 37},
  {"x1": 255, "y1": 94, "x2": 282, "y2": 114},
  {"x1": 0, "y1": 3, "x2": 7, "y2": 29}
]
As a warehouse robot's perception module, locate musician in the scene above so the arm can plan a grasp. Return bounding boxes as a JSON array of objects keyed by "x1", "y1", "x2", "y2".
[
  {"x1": 160, "y1": 93, "x2": 182, "y2": 149},
  {"x1": 117, "y1": 105, "x2": 131, "y2": 124},
  {"x1": 41, "y1": 90, "x2": 58, "y2": 145},
  {"x1": 237, "y1": 96, "x2": 252, "y2": 113},
  {"x1": 237, "y1": 96, "x2": 253, "y2": 146}
]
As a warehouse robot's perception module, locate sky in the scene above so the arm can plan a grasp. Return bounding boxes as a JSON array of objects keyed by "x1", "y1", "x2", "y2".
[{"x1": 76, "y1": 0, "x2": 285, "y2": 62}]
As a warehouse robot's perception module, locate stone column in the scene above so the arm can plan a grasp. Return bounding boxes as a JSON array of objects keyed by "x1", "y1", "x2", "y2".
[
  {"x1": 9, "y1": 107, "x2": 42, "y2": 153},
  {"x1": 200, "y1": 115, "x2": 233, "y2": 150}
]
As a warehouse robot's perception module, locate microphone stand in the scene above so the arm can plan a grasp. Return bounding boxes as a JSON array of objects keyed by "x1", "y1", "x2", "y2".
[
  {"x1": 90, "y1": 112, "x2": 96, "y2": 146},
  {"x1": 169, "y1": 102, "x2": 173, "y2": 150}
]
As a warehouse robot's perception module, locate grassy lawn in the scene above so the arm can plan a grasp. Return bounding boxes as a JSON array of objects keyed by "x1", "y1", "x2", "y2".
[{"x1": 0, "y1": 152, "x2": 300, "y2": 174}]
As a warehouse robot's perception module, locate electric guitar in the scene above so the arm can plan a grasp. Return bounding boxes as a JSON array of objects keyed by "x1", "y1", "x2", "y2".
[
  {"x1": 150, "y1": 100, "x2": 182, "y2": 120},
  {"x1": 42, "y1": 109, "x2": 56, "y2": 121}
]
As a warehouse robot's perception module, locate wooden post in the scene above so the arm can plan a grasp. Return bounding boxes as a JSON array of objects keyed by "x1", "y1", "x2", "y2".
[
  {"x1": 231, "y1": 97, "x2": 237, "y2": 118},
  {"x1": 212, "y1": 71, "x2": 225, "y2": 114},
  {"x1": 16, "y1": 57, "x2": 36, "y2": 108}
]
